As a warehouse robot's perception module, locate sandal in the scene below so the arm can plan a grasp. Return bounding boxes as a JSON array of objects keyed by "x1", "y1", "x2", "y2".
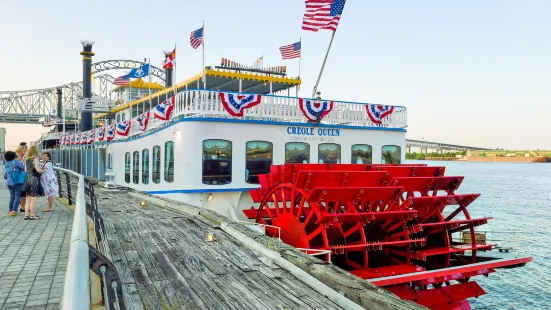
[
  {"x1": 29, "y1": 216, "x2": 40, "y2": 220},
  {"x1": 24, "y1": 216, "x2": 30, "y2": 220}
]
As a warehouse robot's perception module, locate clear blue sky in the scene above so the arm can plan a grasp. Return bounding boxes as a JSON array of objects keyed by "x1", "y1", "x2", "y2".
[{"x1": 1, "y1": 0, "x2": 550, "y2": 150}]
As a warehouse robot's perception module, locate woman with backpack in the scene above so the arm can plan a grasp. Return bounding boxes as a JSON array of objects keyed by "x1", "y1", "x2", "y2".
[
  {"x1": 40, "y1": 152, "x2": 58, "y2": 212},
  {"x1": 4, "y1": 151, "x2": 26, "y2": 216}
]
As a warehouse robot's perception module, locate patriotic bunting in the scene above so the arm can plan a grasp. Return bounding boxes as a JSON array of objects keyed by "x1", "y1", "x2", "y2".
[
  {"x1": 81, "y1": 132, "x2": 88, "y2": 144},
  {"x1": 98, "y1": 127, "x2": 105, "y2": 141},
  {"x1": 89, "y1": 129, "x2": 95, "y2": 143},
  {"x1": 220, "y1": 92, "x2": 262, "y2": 117},
  {"x1": 299, "y1": 98, "x2": 334, "y2": 121},
  {"x1": 116, "y1": 120, "x2": 131, "y2": 136},
  {"x1": 153, "y1": 96, "x2": 175, "y2": 121},
  {"x1": 137, "y1": 111, "x2": 150, "y2": 131},
  {"x1": 106, "y1": 125, "x2": 116, "y2": 141},
  {"x1": 365, "y1": 104, "x2": 394, "y2": 124}
]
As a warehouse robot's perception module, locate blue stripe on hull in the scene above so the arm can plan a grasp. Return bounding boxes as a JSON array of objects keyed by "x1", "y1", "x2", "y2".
[{"x1": 145, "y1": 187, "x2": 257, "y2": 194}]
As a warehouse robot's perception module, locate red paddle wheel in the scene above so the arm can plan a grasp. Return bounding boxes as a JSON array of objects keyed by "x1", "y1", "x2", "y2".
[{"x1": 243, "y1": 164, "x2": 532, "y2": 309}]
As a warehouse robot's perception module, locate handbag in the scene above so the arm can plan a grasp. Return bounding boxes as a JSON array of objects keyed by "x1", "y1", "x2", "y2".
[{"x1": 8, "y1": 162, "x2": 25, "y2": 185}]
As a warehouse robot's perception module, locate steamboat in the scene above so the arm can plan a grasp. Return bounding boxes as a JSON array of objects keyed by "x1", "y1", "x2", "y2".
[{"x1": 38, "y1": 61, "x2": 531, "y2": 309}]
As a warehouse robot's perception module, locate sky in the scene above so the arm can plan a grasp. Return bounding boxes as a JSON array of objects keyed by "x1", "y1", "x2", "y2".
[{"x1": 1, "y1": 0, "x2": 550, "y2": 150}]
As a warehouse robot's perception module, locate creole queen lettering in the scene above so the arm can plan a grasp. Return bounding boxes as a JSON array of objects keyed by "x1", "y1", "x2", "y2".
[{"x1": 287, "y1": 126, "x2": 340, "y2": 137}]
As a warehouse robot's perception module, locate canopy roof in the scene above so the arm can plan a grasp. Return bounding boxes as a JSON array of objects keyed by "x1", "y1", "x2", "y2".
[
  {"x1": 112, "y1": 78, "x2": 165, "y2": 91},
  {"x1": 94, "y1": 68, "x2": 301, "y2": 118}
]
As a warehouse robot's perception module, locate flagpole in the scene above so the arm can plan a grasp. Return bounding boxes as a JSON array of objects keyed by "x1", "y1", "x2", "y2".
[
  {"x1": 173, "y1": 44, "x2": 177, "y2": 98},
  {"x1": 312, "y1": 31, "x2": 336, "y2": 98},
  {"x1": 297, "y1": 37, "x2": 302, "y2": 97},
  {"x1": 202, "y1": 21, "x2": 205, "y2": 89},
  {"x1": 148, "y1": 58, "x2": 152, "y2": 112}
]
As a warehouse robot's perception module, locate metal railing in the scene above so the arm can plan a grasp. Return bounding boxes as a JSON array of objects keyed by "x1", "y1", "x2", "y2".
[
  {"x1": 55, "y1": 167, "x2": 125, "y2": 310},
  {"x1": 61, "y1": 174, "x2": 90, "y2": 309}
]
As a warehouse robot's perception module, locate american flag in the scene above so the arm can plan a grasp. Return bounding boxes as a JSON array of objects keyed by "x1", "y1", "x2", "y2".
[
  {"x1": 113, "y1": 74, "x2": 130, "y2": 86},
  {"x1": 190, "y1": 27, "x2": 204, "y2": 49},
  {"x1": 302, "y1": 0, "x2": 346, "y2": 32},
  {"x1": 279, "y1": 42, "x2": 301, "y2": 60}
]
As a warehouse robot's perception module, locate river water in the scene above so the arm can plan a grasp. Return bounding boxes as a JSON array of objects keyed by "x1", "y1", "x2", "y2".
[{"x1": 405, "y1": 160, "x2": 551, "y2": 309}]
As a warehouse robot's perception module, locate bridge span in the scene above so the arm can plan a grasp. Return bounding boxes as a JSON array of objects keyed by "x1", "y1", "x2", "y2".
[{"x1": 406, "y1": 139, "x2": 490, "y2": 153}]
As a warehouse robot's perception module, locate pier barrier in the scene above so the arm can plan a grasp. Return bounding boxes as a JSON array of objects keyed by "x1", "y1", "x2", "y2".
[{"x1": 55, "y1": 167, "x2": 125, "y2": 310}]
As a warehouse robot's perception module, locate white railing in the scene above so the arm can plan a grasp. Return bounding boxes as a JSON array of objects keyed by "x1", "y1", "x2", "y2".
[
  {"x1": 43, "y1": 89, "x2": 408, "y2": 144},
  {"x1": 60, "y1": 172, "x2": 90, "y2": 310}
]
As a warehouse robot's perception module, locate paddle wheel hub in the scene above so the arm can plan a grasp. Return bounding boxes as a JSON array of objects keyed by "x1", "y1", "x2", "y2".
[{"x1": 243, "y1": 164, "x2": 532, "y2": 309}]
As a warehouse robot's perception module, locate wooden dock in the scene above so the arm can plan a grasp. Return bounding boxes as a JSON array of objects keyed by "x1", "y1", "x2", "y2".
[{"x1": 79, "y1": 179, "x2": 423, "y2": 310}]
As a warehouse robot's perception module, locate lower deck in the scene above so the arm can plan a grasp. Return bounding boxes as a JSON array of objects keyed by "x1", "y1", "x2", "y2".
[{"x1": 96, "y1": 187, "x2": 347, "y2": 310}]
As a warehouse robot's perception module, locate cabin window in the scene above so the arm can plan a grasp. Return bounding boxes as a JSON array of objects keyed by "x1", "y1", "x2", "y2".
[
  {"x1": 122, "y1": 113, "x2": 126, "y2": 121},
  {"x1": 245, "y1": 141, "x2": 273, "y2": 184},
  {"x1": 124, "y1": 152, "x2": 131, "y2": 183},
  {"x1": 116, "y1": 114, "x2": 121, "y2": 123},
  {"x1": 382, "y1": 145, "x2": 401, "y2": 164},
  {"x1": 202, "y1": 139, "x2": 232, "y2": 185},
  {"x1": 285, "y1": 142, "x2": 310, "y2": 163},
  {"x1": 164, "y1": 141, "x2": 174, "y2": 183},
  {"x1": 133, "y1": 151, "x2": 139, "y2": 184},
  {"x1": 152, "y1": 146, "x2": 161, "y2": 184},
  {"x1": 142, "y1": 149, "x2": 149, "y2": 184},
  {"x1": 318, "y1": 143, "x2": 341, "y2": 164},
  {"x1": 351, "y1": 144, "x2": 372, "y2": 164}
]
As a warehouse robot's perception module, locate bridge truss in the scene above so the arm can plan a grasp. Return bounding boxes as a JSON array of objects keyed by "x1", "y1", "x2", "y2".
[{"x1": 0, "y1": 60, "x2": 166, "y2": 124}]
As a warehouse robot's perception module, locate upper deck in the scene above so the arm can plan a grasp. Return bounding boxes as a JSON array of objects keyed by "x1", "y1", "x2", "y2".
[{"x1": 53, "y1": 89, "x2": 407, "y2": 146}]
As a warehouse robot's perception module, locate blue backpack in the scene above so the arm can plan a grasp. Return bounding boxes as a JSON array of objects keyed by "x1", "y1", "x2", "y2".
[{"x1": 8, "y1": 162, "x2": 25, "y2": 185}]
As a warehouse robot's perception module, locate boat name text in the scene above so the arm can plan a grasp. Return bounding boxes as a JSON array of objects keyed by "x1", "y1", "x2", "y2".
[{"x1": 286, "y1": 126, "x2": 340, "y2": 137}]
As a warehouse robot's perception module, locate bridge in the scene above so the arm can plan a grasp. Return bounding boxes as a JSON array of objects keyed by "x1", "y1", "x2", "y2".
[
  {"x1": 406, "y1": 138, "x2": 490, "y2": 153},
  {"x1": 0, "y1": 60, "x2": 167, "y2": 124}
]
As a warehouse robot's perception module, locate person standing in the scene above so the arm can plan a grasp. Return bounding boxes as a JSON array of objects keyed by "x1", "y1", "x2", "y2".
[
  {"x1": 16, "y1": 142, "x2": 28, "y2": 212},
  {"x1": 23, "y1": 146, "x2": 43, "y2": 220},
  {"x1": 4, "y1": 151, "x2": 25, "y2": 216},
  {"x1": 40, "y1": 152, "x2": 58, "y2": 212}
]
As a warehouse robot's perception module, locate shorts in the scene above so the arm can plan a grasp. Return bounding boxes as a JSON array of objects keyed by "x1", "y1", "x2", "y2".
[{"x1": 20, "y1": 190, "x2": 27, "y2": 197}]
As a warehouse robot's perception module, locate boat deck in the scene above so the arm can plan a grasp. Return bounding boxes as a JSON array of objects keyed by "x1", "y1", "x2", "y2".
[{"x1": 95, "y1": 187, "x2": 346, "y2": 310}]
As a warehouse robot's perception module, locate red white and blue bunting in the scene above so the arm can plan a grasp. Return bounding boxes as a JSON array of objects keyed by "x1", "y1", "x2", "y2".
[
  {"x1": 154, "y1": 96, "x2": 175, "y2": 121},
  {"x1": 75, "y1": 133, "x2": 81, "y2": 145},
  {"x1": 365, "y1": 104, "x2": 394, "y2": 124},
  {"x1": 106, "y1": 125, "x2": 116, "y2": 141},
  {"x1": 81, "y1": 132, "x2": 88, "y2": 144},
  {"x1": 299, "y1": 98, "x2": 333, "y2": 121},
  {"x1": 89, "y1": 130, "x2": 95, "y2": 143},
  {"x1": 220, "y1": 92, "x2": 262, "y2": 117},
  {"x1": 137, "y1": 111, "x2": 150, "y2": 131},
  {"x1": 116, "y1": 120, "x2": 131, "y2": 136},
  {"x1": 98, "y1": 127, "x2": 105, "y2": 141}
]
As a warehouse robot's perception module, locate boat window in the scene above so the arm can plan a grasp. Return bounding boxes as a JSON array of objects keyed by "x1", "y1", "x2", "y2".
[
  {"x1": 133, "y1": 151, "x2": 139, "y2": 184},
  {"x1": 122, "y1": 113, "x2": 126, "y2": 122},
  {"x1": 116, "y1": 114, "x2": 120, "y2": 123},
  {"x1": 164, "y1": 141, "x2": 174, "y2": 183},
  {"x1": 142, "y1": 149, "x2": 149, "y2": 184},
  {"x1": 203, "y1": 139, "x2": 232, "y2": 185},
  {"x1": 285, "y1": 142, "x2": 310, "y2": 163},
  {"x1": 245, "y1": 141, "x2": 273, "y2": 184},
  {"x1": 382, "y1": 145, "x2": 401, "y2": 164},
  {"x1": 152, "y1": 145, "x2": 161, "y2": 184},
  {"x1": 351, "y1": 144, "x2": 372, "y2": 164},
  {"x1": 318, "y1": 143, "x2": 341, "y2": 164},
  {"x1": 124, "y1": 152, "x2": 130, "y2": 183}
]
